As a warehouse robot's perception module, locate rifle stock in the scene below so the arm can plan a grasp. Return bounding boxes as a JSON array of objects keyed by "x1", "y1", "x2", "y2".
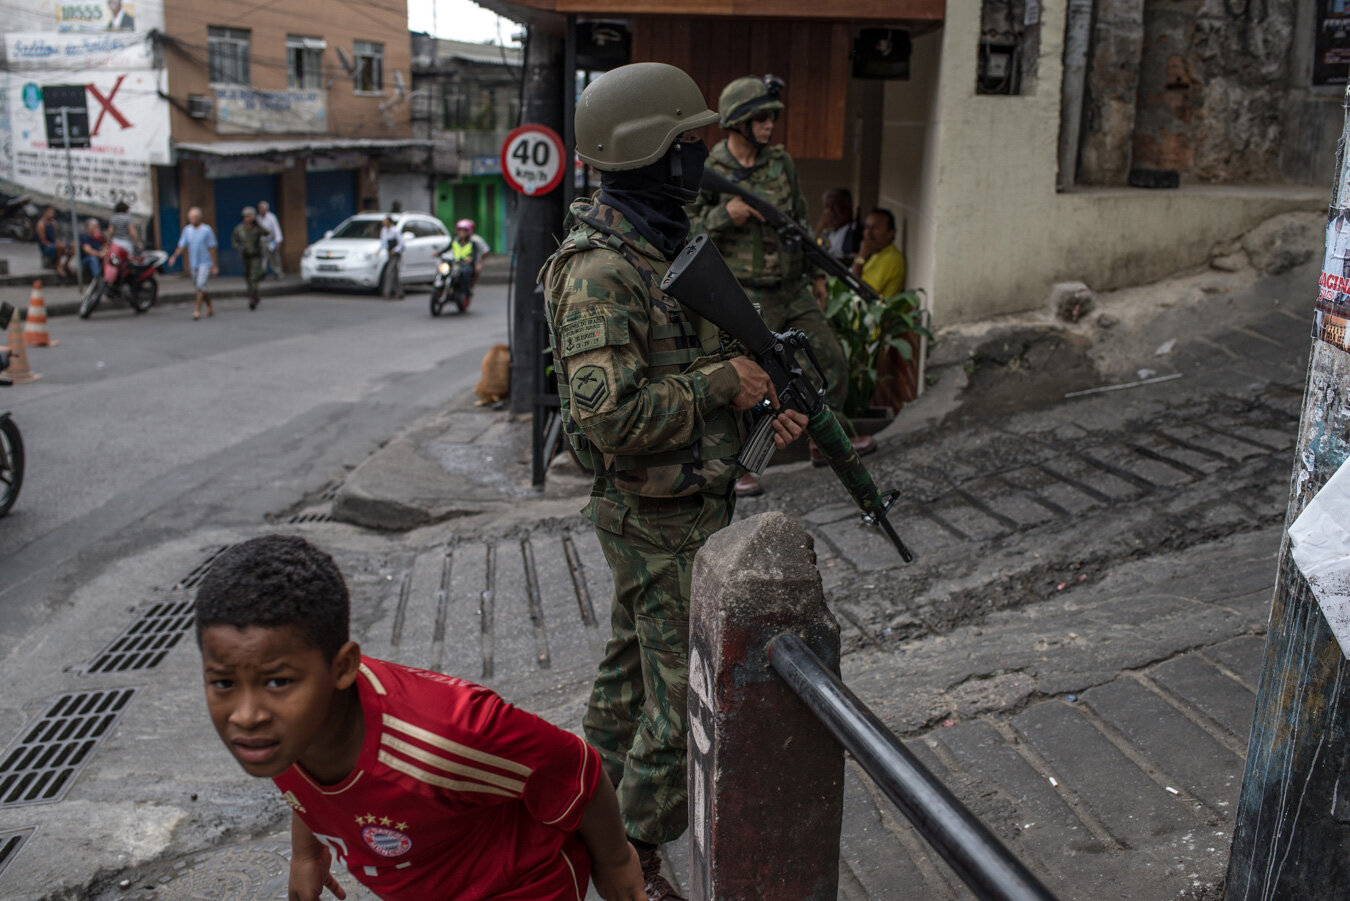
[{"x1": 662, "y1": 235, "x2": 914, "y2": 563}]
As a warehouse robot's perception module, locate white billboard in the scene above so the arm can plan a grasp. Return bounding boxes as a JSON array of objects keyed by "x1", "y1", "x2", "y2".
[
  {"x1": 3, "y1": 1, "x2": 164, "y2": 33},
  {"x1": 2, "y1": 31, "x2": 168, "y2": 216}
]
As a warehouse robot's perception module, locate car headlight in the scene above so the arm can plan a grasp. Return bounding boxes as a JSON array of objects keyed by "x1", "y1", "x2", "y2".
[
  {"x1": 302, "y1": 246, "x2": 314, "y2": 259},
  {"x1": 438, "y1": 261, "x2": 451, "y2": 274}
]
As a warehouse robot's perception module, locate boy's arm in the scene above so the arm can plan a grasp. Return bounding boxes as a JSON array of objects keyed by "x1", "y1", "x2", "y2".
[
  {"x1": 288, "y1": 812, "x2": 347, "y2": 901},
  {"x1": 576, "y1": 777, "x2": 645, "y2": 901}
]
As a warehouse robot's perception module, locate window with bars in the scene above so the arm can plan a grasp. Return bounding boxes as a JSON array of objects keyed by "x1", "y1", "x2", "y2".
[
  {"x1": 354, "y1": 40, "x2": 384, "y2": 93},
  {"x1": 287, "y1": 35, "x2": 325, "y2": 90},
  {"x1": 208, "y1": 26, "x2": 251, "y2": 86}
]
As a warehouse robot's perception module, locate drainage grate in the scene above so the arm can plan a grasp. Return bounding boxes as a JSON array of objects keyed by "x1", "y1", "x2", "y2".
[
  {"x1": 0, "y1": 828, "x2": 34, "y2": 880},
  {"x1": 285, "y1": 511, "x2": 333, "y2": 524},
  {"x1": 71, "y1": 599, "x2": 195, "y2": 675},
  {"x1": 173, "y1": 545, "x2": 233, "y2": 591},
  {"x1": 0, "y1": 689, "x2": 136, "y2": 807}
]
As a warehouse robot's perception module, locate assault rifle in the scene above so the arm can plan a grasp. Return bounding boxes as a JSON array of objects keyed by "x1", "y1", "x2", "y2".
[
  {"x1": 700, "y1": 169, "x2": 882, "y2": 303},
  {"x1": 661, "y1": 234, "x2": 914, "y2": 563}
]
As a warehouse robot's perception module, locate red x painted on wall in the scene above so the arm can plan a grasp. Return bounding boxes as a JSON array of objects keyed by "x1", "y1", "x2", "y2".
[{"x1": 88, "y1": 75, "x2": 131, "y2": 135}]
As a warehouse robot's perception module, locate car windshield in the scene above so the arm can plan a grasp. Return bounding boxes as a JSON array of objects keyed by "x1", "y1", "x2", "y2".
[{"x1": 329, "y1": 219, "x2": 386, "y2": 239}]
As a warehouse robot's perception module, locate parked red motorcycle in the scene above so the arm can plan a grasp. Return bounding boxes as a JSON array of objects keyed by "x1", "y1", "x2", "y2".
[{"x1": 79, "y1": 245, "x2": 169, "y2": 318}]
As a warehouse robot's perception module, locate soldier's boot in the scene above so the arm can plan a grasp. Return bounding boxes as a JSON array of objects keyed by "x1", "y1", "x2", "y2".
[{"x1": 636, "y1": 846, "x2": 686, "y2": 901}]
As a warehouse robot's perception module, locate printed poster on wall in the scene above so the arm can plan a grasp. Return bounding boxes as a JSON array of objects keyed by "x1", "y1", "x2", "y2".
[
  {"x1": 1314, "y1": 0, "x2": 1350, "y2": 87},
  {"x1": 3, "y1": 31, "x2": 169, "y2": 216}
]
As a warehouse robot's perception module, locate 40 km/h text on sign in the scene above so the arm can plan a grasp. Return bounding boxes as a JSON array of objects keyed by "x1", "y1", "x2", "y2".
[{"x1": 500, "y1": 124, "x2": 566, "y2": 196}]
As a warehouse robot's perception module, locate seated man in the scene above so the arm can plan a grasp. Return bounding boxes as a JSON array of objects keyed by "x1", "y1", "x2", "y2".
[
  {"x1": 36, "y1": 206, "x2": 73, "y2": 278},
  {"x1": 814, "y1": 187, "x2": 859, "y2": 265},
  {"x1": 79, "y1": 218, "x2": 108, "y2": 281},
  {"x1": 850, "y1": 207, "x2": 905, "y2": 299}
]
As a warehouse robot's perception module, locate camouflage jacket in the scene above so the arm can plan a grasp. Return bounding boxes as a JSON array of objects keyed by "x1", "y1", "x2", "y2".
[
  {"x1": 231, "y1": 221, "x2": 268, "y2": 258},
  {"x1": 541, "y1": 198, "x2": 745, "y2": 499},
  {"x1": 687, "y1": 140, "x2": 812, "y2": 287}
]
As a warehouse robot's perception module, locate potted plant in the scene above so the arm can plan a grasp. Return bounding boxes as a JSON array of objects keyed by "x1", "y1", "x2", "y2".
[{"x1": 823, "y1": 277, "x2": 931, "y2": 425}]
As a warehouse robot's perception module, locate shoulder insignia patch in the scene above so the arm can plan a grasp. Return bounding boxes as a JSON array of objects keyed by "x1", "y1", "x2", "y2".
[
  {"x1": 571, "y1": 364, "x2": 610, "y2": 412},
  {"x1": 560, "y1": 315, "x2": 607, "y2": 356}
]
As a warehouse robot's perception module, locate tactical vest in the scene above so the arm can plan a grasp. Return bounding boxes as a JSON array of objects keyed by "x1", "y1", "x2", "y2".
[
  {"x1": 709, "y1": 144, "x2": 804, "y2": 287},
  {"x1": 542, "y1": 205, "x2": 744, "y2": 499}
]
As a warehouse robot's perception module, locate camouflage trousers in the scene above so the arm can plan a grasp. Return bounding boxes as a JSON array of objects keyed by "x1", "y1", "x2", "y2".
[
  {"x1": 581, "y1": 482, "x2": 733, "y2": 844},
  {"x1": 745, "y1": 280, "x2": 849, "y2": 409}
]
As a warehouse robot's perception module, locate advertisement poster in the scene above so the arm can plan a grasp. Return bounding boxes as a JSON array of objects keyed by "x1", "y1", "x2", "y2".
[
  {"x1": 1314, "y1": 0, "x2": 1350, "y2": 87},
  {"x1": 0, "y1": 1, "x2": 163, "y2": 34},
  {"x1": 215, "y1": 88, "x2": 328, "y2": 135},
  {"x1": 3, "y1": 31, "x2": 168, "y2": 215}
]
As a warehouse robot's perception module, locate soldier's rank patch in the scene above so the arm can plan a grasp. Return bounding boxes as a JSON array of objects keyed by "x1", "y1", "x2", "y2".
[
  {"x1": 571, "y1": 365, "x2": 610, "y2": 412},
  {"x1": 560, "y1": 316, "x2": 607, "y2": 356}
]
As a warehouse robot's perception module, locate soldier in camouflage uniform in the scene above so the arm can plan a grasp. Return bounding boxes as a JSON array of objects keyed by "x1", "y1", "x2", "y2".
[
  {"x1": 689, "y1": 75, "x2": 873, "y2": 496},
  {"x1": 541, "y1": 63, "x2": 806, "y2": 901}
]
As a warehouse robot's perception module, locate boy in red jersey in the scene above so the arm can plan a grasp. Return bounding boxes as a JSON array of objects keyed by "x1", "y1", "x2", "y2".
[{"x1": 195, "y1": 534, "x2": 646, "y2": 901}]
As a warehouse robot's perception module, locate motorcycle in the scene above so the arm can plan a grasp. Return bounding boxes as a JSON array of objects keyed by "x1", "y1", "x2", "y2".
[
  {"x1": 0, "y1": 194, "x2": 39, "y2": 243},
  {"x1": 0, "y1": 303, "x2": 25, "y2": 518},
  {"x1": 429, "y1": 253, "x2": 472, "y2": 316},
  {"x1": 79, "y1": 245, "x2": 169, "y2": 318}
]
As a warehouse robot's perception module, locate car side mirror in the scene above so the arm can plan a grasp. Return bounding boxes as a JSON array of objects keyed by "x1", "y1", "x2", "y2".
[{"x1": 324, "y1": 229, "x2": 333, "y2": 238}]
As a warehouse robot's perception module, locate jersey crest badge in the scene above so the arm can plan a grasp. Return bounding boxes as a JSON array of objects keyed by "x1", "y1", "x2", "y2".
[{"x1": 362, "y1": 824, "x2": 412, "y2": 857}]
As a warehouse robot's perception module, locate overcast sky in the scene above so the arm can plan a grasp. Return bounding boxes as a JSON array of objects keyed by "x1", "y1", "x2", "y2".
[{"x1": 407, "y1": 0, "x2": 522, "y2": 45}]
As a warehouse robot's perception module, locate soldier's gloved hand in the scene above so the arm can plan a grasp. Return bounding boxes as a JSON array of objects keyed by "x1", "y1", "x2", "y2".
[
  {"x1": 727, "y1": 356, "x2": 778, "y2": 412},
  {"x1": 726, "y1": 196, "x2": 766, "y2": 227},
  {"x1": 771, "y1": 409, "x2": 809, "y2": 448}
]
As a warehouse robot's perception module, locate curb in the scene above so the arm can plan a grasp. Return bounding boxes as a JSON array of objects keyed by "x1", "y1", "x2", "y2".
[{"x1": 37, "y1": 279, "x2": 312, "y2": 318}]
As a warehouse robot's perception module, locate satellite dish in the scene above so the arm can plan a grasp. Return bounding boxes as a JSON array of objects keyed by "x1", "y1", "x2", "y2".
[{"x1": 336, "y1": 46, "x2": 356, "y2": 74}]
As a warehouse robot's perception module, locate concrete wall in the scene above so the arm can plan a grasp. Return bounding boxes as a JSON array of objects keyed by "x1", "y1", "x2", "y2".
[
  {"x1": 379, "y1": 173, "x2": 434, "y2": 215},
  {"x1": 876, "y1": 28, "x2": 944, "y2": 303},
  {"x1": 919, "y1": 0, "x2": 1323, "y2": 328}
]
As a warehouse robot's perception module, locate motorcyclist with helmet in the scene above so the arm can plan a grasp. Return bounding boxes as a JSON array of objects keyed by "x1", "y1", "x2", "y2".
[
  {"x1": 540, "y1": 62, "x2": 806, "y2": 901},
  {"x1": 688, "y1": 75, "x2": 868, "y2": 497},
  {"x1": 448, "y1": 219, "x2": 481, "y2": 302}
]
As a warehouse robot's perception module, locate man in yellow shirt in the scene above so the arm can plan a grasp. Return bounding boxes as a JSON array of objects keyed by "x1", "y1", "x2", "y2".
[{"x1": 850, "y1": 208, "x2": 905, "y2": 298}]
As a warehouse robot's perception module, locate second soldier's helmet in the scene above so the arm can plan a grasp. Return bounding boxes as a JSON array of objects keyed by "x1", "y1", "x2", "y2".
[
  {"x1": 575, "y1": 63, "x2": 719, "y2": 172},
  {"x1": 718, "y1": 74, "x2": 785, "y2": 128}
]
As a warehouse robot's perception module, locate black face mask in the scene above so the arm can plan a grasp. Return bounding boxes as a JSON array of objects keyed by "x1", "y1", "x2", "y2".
[
  {"x1": 665, "y1": 138, "x2": 708, "y2": 204},
  {"x1": 599, "y1": 139, "x2": 708, "y2": 259}
]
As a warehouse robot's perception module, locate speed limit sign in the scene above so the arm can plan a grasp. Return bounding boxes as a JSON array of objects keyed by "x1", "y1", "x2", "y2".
[{"x1": 500, "y1": 124, "x2": 566, "y2": 196}]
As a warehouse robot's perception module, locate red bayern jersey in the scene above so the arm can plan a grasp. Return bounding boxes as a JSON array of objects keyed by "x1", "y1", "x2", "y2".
[{"x1": 272, "y1": 656, "x2": 601, "y2": 900}]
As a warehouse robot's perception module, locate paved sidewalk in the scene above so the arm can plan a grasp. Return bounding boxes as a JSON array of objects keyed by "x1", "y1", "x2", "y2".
[{"x1": 0, "y1": 242, "x2": 1319, "y2": 898}]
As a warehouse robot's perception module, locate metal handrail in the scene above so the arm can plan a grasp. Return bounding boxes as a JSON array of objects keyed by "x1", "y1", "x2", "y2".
[{"x1": 767, "y1": 633, "x2": 1059, "y2": 901}]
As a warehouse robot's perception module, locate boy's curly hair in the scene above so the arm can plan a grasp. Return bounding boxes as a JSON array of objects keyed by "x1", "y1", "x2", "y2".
[{"x1": 195, "y1": 535, "x2": 349, "y2": 660}]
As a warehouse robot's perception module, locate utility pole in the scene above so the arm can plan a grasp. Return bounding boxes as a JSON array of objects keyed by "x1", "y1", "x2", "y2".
[
  {"x1": 508, "y1": 28, "x2": 565, "y2": 416},
  {"x1": 58, "y1": 107, "x2": 84, "y2": 290},
  {"x1": 1225, "y1": 85, "x2": 1350, "y2": 898}
]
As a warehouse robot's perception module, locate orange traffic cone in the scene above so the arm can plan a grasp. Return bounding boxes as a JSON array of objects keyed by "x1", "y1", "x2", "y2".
[
  {"x1": 23, "y1": 280, "x2": 58, "y2": 348},
  {"x1": 5, "y1": 316, "x2": 41, "y2": 383}
]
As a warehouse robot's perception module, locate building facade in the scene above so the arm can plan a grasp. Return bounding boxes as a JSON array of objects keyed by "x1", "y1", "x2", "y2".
[
  {"x1": 480, "y1": 0, "x2": 1332, "y2": 327},
  {"x1": 0, "y1": 0, "x2": 419, "y2": 276}
]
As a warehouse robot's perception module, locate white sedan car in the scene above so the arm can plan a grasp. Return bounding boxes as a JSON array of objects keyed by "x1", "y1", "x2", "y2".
[{"x1": 300, "y1": 212, "x2": 451, "y2": 291}]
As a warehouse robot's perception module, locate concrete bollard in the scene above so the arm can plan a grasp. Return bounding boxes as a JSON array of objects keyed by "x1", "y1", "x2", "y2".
[{"x1": 687, "y1": 511, "x2": 844, "y2": 900}]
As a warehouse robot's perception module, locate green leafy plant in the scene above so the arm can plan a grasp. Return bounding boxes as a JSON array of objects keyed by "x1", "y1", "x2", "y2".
[{"x1": 823, "y1": 278, "x2": 932, "y2": 419}]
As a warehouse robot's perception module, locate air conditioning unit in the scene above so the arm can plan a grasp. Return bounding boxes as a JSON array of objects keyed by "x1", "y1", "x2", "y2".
[{"x1": 187, "y1": 94, "x2": 212, "y2": 119}]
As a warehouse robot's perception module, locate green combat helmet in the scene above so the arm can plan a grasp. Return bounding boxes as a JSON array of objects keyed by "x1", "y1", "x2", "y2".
[
  {"x1": 575, "y1": 62, "x2": 719, "y2": 171},
  {"x1": 717, "y1": 74, "x2": 785, "y2": 129}
]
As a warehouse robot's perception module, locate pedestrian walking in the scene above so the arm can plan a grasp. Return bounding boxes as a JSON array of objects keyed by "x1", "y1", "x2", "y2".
[
  {"x1": 689, "y1": 74, "x2": 866, "y2": 497},
  {"x1": 542, "y1": 62, "x2": 806, "y2": 901},
  {"x1": 379, "y1": 215, "x2": 404, "y2": 299},
  {"x1": 167, "y1": 206, "x2": 219, "y2": 319},
  {"x1": 231, "y1": 206, "x2": 268, "y2": 310},
  {"x1": 256, "y1": 200, "x2": 283, "y2": 278}
]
